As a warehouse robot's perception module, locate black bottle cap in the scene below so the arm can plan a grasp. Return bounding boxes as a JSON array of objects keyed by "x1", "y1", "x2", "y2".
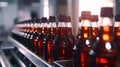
[
  {"x1": 49, "y1": 16, "x2": 56, "y2": 22},
  {"x1": 41, "y1": 17, "x2": 44, "y2": 22},
  {"x1": 41, "y1": 17, "x2": 48, "y2": 22},
  {"x1": 29, "y1": 20, "x2": 33, "y2": 23},
  {"x1": 81, "y1": 11, "x2": 91, "y2": 19},
  {"x1": 68, "y1": 16, "x2": 71, "y2": 22},
  {"x1": 36, "y1": 18, "x2": 40, "y2": 23},
  {"x1": 64, "y1": 15, "x2": 67, "y2": 22},
  {"x1": 58, "y1": 15, "x2": 64, "y2": 22},
  {"x1": 115, "y1": 14, "x2": 120, "y2": 21},
  {"x1": 44, "y1": 17, "x2": 48, "y2": 22},
  {"x1": 91, "y1": 15, "x2": 98, "y2": 22},
  {"x1": 100, "y1": 7, "x2": 113, "y2": 17},
  {"x1": 32, "y1": 18, "x2": 37, "y2": 23}
]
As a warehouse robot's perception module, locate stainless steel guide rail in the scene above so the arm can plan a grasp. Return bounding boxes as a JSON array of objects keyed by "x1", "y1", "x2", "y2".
[
  {"x1": 8, "y1": 37, "x2": 52, "y2": 67},
  {"x1": 0, "y1": 49, "x2": 12, "y2": 67}
]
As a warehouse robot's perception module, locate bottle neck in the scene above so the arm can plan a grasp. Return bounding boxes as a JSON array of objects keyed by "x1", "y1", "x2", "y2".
[
  {"x1": 30, "y1": 23, "x2": 34, "y2": 32},
  {"x1": 91, "y1": 21, "x2": 99, "y2": 37},
  {"x1": 114, "y1": 21, "x2": 120, "y2": 27},
  {"x1": 91, "y1": 21, "x2": 98, "y2": 27},
  {"x1": 81, "y1": 19, "x2": 91, "y2": 39},
  {"x1": 81, "y1": 19, "x2": 91, "y2": 27},
  {"x1": 49, "y1": 22, "x2": 57, "y2": 35},
  {"x1": 114, "y1": 21, "x2": 120, "y2": 37},
  {"x1": 100, "y1": 17, "x2": 113, "y2": 27},
  {"x1": 66, "y1": 22, "x2": 73, "y2": 35},
  {"x1": 34, "y1": 23, "x2": 39, "y2": 33},
  {"x1": 100, "y1": 17, "x2": 113, "y2": 42},
  {"x1": 41, "y1": 22, "x2": 48, "y2": 34},
  {"x1": 57, "y1": 22, "x2": 67, "y2": 36}
]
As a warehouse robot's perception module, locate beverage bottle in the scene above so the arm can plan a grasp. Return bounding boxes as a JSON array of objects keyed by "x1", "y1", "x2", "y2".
[
  {"x1": 89, "y1": 7, "x2": 118, "y2": 67},
  {"x1": 17, "y1": 21, "x2": 27, "y2": 44},
  {"x1": 28, "y1": 19, "x2": 36, "y2": 51},
  {"x1": 23, "y1": 20, "x2": 31, "y2": 48},
  {"x1": 35, "y1": 17, "x2": 47, "y2": 57},
  {"x1": 73, "y1": 11, "x2": 92, "y2": 67},
  {"x1": 90, "y1": 15, "x2": 99, "y2": 45},
  {"x1": 32, "y1": 18, "x2": 40, "y2": 53},
  {"x1": 80, "y1": 11, "x2": 92, "y2": 67},
  {"x1": 41, "y1": 17, "x2": 48, "y2": 37},
  {"x1": 43, "y1": 16, "x2": 57, "y2": 62},
  {"x1": 76, "y1": 17, "x2": 82, "y2": 40},
  {"x1": 53, "y1": 15, "x2": 73, "y2": 61},
  {"x1": 12, "y1": 22, "x2": 21, "y2": 40},
  {"x1": 114, "y1": 14, "x2": 120, "y2": 48},
  {"x1": 66, "y1": 16, "x2": 75, "y2": 46},
  {"x1": 114, "y1": 14, "x2": 120, "y2": 66}
]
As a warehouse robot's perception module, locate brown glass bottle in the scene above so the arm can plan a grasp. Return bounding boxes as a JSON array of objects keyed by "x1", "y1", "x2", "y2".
[
  {"x1": 43, "y1": 16, "x2": 57, "y2": 62},
  {"x1": 53, "y1": 15, "x2": 73, "y2": 61},
  {"x1": 23, "y1": 20, "x2": 31, "y2": 48},
  {"x1": 80, "y1": 11, "x2": 92, "y2": 67},
  {"x1": 114, "y1": 14, "x2": 120, "y2": 48},
  {"x1": 23, "y1": 20, "x2": 30, "y2": 39},
  {"x1": 89, "y1": 7, "x2": 118, "y2": 67},
  {"x1": 35, "y1": 17, "x2": 47, "y2": 57},
  {"x1": 33, "y1": 18, "x2": 40, "y2": 53},
  {"x1": 29, "y1": 19, "x2": 36, "y2": 51},
  {"x1": 76, "y1": 17, "x2": 82, "y2": 40},
  {"x1": 90, "y1": 15, "x2": 99, "y2": 45},
  {"x1": 22, "y1": 20, "x2": 33, "y2": 49},
  {"x1": 73, "y1": 11, "x2": 94, "y2": 67},
  {"x1": 66, "y1": 16, "x2": 75, "y2": 46},
  {"x1": 42, "y1": 17, "x2": 48, "y2": 37}
]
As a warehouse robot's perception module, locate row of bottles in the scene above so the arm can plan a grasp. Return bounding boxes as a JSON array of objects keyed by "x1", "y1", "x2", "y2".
[
  {"x1": 74, "y1": 7, "x2": 120, "y2": 67},
  {"x1": 11, "y1": 7, "x2": 120, "y2": 67},
  {"x1": 11, "y1": 15, "x2": 75, "y2": 63}
]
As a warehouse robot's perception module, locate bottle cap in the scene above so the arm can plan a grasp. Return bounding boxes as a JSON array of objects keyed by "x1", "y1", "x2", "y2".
[
  {"x1": 41, "y1": 17, "x2": 47, "y2": 22},
  {"x1": 115, "y1": 14, "x2": 120, "y2": 21},
  {"x1": 36, "y1": 18, "x2": 40, "y2": 23},
  {"x1": 68, "y1": 16, "x2": 71, "y2": 22},
  {"x1": 41, "y1": 17, "x2": 44, "y2": 22},
  {"x1": 44, "y1": 17, "x2": 48, "y2": 22},
  {"x1": 91, "y1": 15, "x2": 98, "y2": 22},
  {"x1": 58, "y1": 15, "x2": 64, "y2": 22},
  {"x1": 33, "y1": 18, "x2": 37, "y2": 23},
  {"x1": 100, "y1": 7, "x2": 113, "y2": 17},
  {"x1": 49, "y1": 16, "x2": 56, "y2": 22},
  {"x1": 81, "y1": 11, "x2": 91, "y2": 19},
  {"x1": 64, "y1": 15, "x2": 68, "y2": 22}
]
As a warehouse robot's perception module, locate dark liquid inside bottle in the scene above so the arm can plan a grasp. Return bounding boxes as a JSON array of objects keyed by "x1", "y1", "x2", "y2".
[
  {"x1": 80, "y1": 27, "x2": 92, "y2": 67},
  {"x1": 93, "y1": 26, "x2": 117, "y2": 67},
  {"x1": 67, "y1": 27, "x2": 75, "y2": 46},
  {"x1": 43, "y1": 27, "x2": 56, "y2": 62},
  {"x1": 33, "y1": 26, "x2": 44, "y2": 57},
  {"x1": 53, "y1": 27, "x2": 73, "y2": 60},
  {"x1": 114, "y1": 27, "x2": 120, "y2": 47},
  {"x1": 91, "y1": 27, "x2": 99, "y2": 45}
]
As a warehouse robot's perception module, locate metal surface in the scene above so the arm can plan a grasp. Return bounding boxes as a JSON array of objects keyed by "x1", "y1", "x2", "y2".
[
  {"x1": 9, "y1": 37, "x2": 52, "y2": 67},
  {"x1": 0, "y1": 49, "x2": 12, "y2": 67},
  {"x1": 11, "y1": 50, "x2": 26, "y2": 67},
  {"x1": 54, "y1": 60, "x2": 73, "y2": 67}
]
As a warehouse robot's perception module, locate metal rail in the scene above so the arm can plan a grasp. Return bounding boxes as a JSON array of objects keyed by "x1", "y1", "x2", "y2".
[{"x1": 9, "y1": 37, "x2": 52, "y2": 67}]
